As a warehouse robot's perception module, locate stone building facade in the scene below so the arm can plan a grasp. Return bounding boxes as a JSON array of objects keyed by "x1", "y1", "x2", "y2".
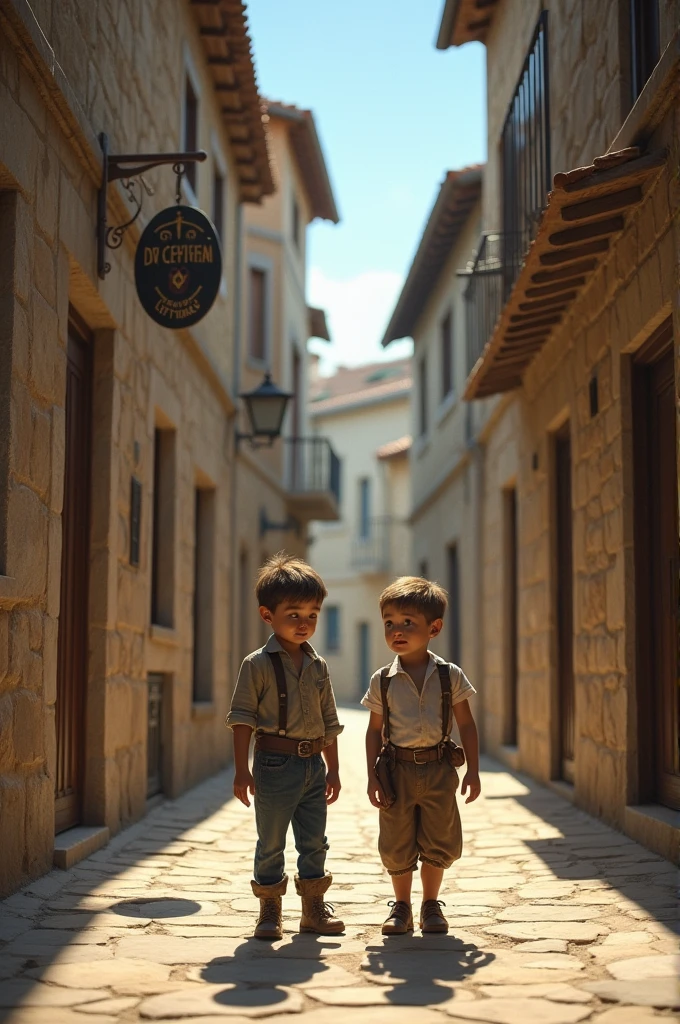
[
  {"x1": 234, "y1": 102, "x2": 341, "y2": 670},
  {"x1": 308, "y1": 358, "x2": 412, "y2": 702},
  {"x1": 386, "y1": 0, "x2": 679, "y2": 859},
  {"x1": 0, "y1": 0, "x2": 274, "y2": 895}
]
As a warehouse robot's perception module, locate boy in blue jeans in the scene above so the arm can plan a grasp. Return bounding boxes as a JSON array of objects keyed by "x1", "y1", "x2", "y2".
[{"x1": 227, "y1": 553, "x2": 344, "y2": 940}]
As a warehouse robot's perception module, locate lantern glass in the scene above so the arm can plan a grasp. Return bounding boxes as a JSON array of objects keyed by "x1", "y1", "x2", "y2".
[{"x1": 241, "y1": 373, "x2": 292, "y2": 439}]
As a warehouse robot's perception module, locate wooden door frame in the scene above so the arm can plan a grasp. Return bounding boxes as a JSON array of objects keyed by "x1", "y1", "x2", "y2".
[
  {"x1": 55, "y1": 309, "x2": 93, "y2": 833},
  {"x1": 631, "y1": 316, "x2": 677, "y2": 805},
  {"x1": 501, "y1": 483, "x2": 519, "y2": 747}
]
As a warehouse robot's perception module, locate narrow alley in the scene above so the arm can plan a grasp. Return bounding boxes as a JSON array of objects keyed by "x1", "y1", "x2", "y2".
[{"x1": 0, "y1": 708, "x2": 676, "y2": 1024}]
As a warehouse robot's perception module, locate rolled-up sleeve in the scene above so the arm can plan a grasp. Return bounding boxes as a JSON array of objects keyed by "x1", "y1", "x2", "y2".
[
  {"x1": 360, "y1": 669, "x2": 383, "y2": 715},
  {"x1": 318, "y1": 666, "x2": 344, "y2": 744},
  {"x1": 226, "y1": 657, "x2": 260, "y2": 730},
  {"x1": 451, "y1": 665, "x2": 476, "y2": 705}
]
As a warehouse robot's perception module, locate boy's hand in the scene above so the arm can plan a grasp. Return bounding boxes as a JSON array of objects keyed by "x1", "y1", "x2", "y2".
[
  {"x1": 234, "y1": 769, "x2": 255, "y2": 807},
  {"x1": 461, "y1": 770, "x2": 481, "y2": 803},
  {"x1": 325, "y1": 770, "x2": 341, "y2": 804},
  {"x1": 367, "y1": 772, "x2": 386, "y2": 809}
]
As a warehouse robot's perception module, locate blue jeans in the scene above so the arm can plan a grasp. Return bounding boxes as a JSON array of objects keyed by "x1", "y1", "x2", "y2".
[{"x1": 253, "y1": 750, "x2": 328, "y2": 885}]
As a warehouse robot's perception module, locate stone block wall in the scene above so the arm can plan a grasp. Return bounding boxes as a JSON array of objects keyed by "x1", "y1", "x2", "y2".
[
  {"x1": 0, "y1": 0, "x2": 248, "y2": 895},
  {"x1": 480, "y1": 157, "x2": 678, "y2": 830}
]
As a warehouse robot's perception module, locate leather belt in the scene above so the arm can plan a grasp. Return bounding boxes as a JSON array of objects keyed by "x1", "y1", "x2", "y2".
[
  {"x1": 255, "y1": 734, "x2": 325, "y2": 758},
  {"x1": 393, "y1": 743, "x2": 442, "y2": 764}
]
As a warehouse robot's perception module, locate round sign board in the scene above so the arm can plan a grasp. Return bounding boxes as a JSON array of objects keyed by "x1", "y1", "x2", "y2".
[{"x1": 134, "y1": 205, "x2": 222, "y2": 329}]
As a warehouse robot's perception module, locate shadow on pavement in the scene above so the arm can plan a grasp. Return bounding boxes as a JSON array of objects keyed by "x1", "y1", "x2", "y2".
[
  {"x1": 480, "y1": 759, "x2": 678, "y2": 932},
  {"x1": 363, "y1": 935, "x2": 494, "y2": 1005}
]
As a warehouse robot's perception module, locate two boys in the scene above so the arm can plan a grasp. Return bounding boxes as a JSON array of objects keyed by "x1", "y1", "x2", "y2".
[{"x1": 227, "y1": 553, "x2": 480, "y2": 939}]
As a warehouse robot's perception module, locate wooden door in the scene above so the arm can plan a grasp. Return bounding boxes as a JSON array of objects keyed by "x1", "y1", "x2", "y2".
[
  {"x1": 55, "y1": 321, "x2": 92, "y2": 833},
  {"x1": 634, "y1": 322, "x2": 680, "y2": 808},
  {"x1": 504, "y1": 488, "x2": 519, "y2": 746},
  {"x1": 649, "y1": 347, "x2": 679, "y2": 807},
  {"x1": 555, "y1": 425, "x2": 575, "y2": 782}
]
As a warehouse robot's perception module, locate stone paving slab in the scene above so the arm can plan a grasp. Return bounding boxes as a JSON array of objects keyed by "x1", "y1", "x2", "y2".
[{"x1": 0, "y1": 709, "x2": 676, "y2": 1023}]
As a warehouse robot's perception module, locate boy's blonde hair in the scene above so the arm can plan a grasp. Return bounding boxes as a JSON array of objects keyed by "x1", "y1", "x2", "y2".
[
  {"x1": 256, "y1": 551, "x2": 327, "y2": 611},
  {"x1": 379, "y1": 576, "x2": 447, "y2": 622}
]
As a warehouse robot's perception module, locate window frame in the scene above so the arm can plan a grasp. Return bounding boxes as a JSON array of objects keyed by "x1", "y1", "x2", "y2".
[
  {"x1": 326, "y1": 605, "x2": 341, "y2": 653},
  {"x1": 440, "y1": 308, "x2": 454, "y2": 401},
  {"x1": 246, "y1": 253, "x2": 273, "y2": 368},
  {"x1": 418, "y1": 353, "x2": 428, "y2": 437}
]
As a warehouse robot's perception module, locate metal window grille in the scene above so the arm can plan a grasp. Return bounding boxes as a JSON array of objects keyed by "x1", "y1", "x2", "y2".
[{"x1": 501, "y1": 11, "x2": 551, "y2": 298}]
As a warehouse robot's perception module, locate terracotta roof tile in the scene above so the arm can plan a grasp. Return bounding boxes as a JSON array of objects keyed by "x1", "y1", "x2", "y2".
[{"x1": 377, "y1": 435, "x2": 412, "y2": 459}]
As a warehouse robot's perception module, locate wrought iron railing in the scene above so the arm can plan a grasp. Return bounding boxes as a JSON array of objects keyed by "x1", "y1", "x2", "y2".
[
  {"x1": 351, "y1": 516, "x2": 410, "y2": 574},
  {"x1": 501, "y1": 10, "x2": 550, "y2": 296},
  {"x1": 464, "y1": 232, "x2": 504, "y2": 374},
  {"x1": 285, "y1": 437, "x2": 340, "y2": 505}
]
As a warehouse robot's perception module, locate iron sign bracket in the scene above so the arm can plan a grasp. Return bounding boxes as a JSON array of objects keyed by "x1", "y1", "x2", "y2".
[{"x1": 97, "y1": 131, "x2": 207, "y2": 279}]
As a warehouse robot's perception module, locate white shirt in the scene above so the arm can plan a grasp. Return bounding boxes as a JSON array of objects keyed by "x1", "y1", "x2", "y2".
[{"x1": 361, "y1": 651, "x2": 475, "y2": 748}]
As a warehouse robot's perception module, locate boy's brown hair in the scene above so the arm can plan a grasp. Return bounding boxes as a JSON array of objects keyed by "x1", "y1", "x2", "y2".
[
  {"x1": 379, "y1": 575, "x2": 447, "y2": 622},
  {"x1": 256, "y1": 551, "x2": 327, "y2": 611}
]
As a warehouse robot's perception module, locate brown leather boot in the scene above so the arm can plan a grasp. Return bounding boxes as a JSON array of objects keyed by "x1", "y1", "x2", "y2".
[
  {"x1": 382, "y1": 900, "x2": 414, "y2": 935},
  {"x1": 294, "y1": 873, "x2": 345, "y2": 934},
  {"x1": 420, "y1": 899, "x2": 448, "y2": 933},
  {"x1": 251, "y1": 875, "x2": 287, "y2": 940}
]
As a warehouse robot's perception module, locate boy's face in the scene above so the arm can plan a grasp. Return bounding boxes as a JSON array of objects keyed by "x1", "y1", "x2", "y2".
[
  {"x1": 259, "y1": 599, "x2": 321, "y2": 645},
  {"x1": 382, "y1": 602, "x2": 442, "y2": 658}
]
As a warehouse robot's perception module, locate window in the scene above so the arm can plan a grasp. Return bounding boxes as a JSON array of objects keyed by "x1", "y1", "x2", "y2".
[
  {"x1": 418, "y1": 354, "x2": 428, "y2": 436},
  {"x1": 358, "y1": 622, "x2": 370, "y2": 694},
  {"x1": 630, "y1": 0, "x2": 660, "y2": 102},
  {"x1": 448, "y1": 545, "x2": 461, "y2": 665},
  {"x1": 292, "y1": 194, "x2": 300, "y2": 249},
  {"x1": 419, "y1": 560, "x2": 429, "y2": 580},
  {"x1": 183, "y1": 76, "x2": 198, "y2": 193},
  {"x1": 326, "y1": 606, "x2": 340, "y2": 652},
  {"x1": 359, "y1": 478, "x2": 371, "y2": 539},
  {"x1": 248, "y1": 267, "x2": 267, "y2": 362},
  {"x1": 212, "y1": 168, "x2": 225, "y2": 245},
  {"x1": 441, "y1": 310, "x2": 453, "y2": 400},
  {"x1": 192, "y1": 486, "x2": 215, "y2": 702},
  {"x1": 151, "y1": 427, "x2": 176, "y2": 628},
  {"x1": 502, "y1": 12, "x2": 550, "y2": 296}
]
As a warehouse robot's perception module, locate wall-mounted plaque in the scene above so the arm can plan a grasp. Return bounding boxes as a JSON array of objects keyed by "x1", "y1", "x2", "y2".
[{"x1": 134, "y1": 205, "x2": 222, "y2": 328}]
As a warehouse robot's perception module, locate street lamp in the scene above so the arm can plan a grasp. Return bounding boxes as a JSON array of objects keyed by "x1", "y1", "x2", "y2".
[{"x1": 237, "y1": 372, "x2": 293, "y2": 447}]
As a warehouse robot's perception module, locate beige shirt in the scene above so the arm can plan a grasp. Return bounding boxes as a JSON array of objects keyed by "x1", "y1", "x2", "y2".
[
  {"x1": 226, "y1": 634, "x2": 343, "y2": 744},
  {"x1": 361, "y1": 651, "x2": 475, "y2": 748}
]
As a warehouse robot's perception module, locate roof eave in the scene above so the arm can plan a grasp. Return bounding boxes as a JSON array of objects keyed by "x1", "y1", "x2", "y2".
[
  {"x1": 436, "y1": 0, "x2": 499, "y2": 48},
  {"x1": 266, "y1": 103, "x2": 340, "y2": 223},
  {"x1": 381, "y1": 167, "x2": 482, "y2": 346}
]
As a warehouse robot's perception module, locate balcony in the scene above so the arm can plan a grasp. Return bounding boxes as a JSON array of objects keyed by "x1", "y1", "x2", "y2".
[
  {"x1": 464, "y1": 232, "x2": 504, "y2": 376},
  {"x1": 350, "y1": 516, "x2": 410, "y2": 575},
  {"x1": 285, "y1": 437, "x2": 340, "y2": 522}
]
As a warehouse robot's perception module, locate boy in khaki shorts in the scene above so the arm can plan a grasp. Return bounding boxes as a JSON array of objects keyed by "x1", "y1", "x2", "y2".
[{"x1": 363, "y1": 576, "x2": 481, "y2": 935}]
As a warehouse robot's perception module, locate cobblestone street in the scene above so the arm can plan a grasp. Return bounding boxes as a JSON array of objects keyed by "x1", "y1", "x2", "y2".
[{"x1": 0, "y1": 708, "x2": 677, "y2": 1023}]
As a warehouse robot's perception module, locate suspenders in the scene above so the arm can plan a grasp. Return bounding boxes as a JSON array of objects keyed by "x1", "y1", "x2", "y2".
[
  {"x1": 267, "y1": 651, "x2": 288, "y2": 735},
  {"x1": 380, "y1": 661, "x2": 453, "y2": 745}
]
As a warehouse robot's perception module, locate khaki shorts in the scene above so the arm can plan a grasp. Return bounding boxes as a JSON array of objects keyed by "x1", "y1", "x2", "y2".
[{"x1": 378, "y1": 757, "x2": 462, "y2": 874}]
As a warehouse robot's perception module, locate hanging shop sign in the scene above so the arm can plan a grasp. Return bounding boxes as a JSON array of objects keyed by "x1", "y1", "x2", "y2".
[{"x1": 134, "y1": 205, "x2": 222, "y2": 329}]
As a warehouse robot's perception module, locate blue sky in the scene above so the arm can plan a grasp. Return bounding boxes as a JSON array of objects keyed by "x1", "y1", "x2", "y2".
[{"x1": 247, "y1": 0, "x2": 486, "y2": 371}]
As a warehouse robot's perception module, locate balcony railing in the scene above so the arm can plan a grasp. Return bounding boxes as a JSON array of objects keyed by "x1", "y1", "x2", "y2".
[
  {"x1": 285, "y1": 436, "x2": 340, "y2": 506},
  {"x1": 351, "y1": 516, "x2": 410, "y2": 575},
  {"x1": 464, "y1": 232, "x2": 504, "y2": 375},
  {"x1": 501, "y1": 10, "x2": 550, "y2": 296}
]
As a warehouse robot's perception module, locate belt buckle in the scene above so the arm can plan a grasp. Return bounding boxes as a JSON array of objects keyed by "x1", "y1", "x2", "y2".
[
  {"x1": 413, "y1": 748, "x2": 427, "y2": 764},
  {"x1": 297, "y1": 740, "x2": 313, "y2": 758}
]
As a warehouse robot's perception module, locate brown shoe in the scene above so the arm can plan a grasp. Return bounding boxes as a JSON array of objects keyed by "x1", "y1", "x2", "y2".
[
  {"x1": 295, "y1": 873, "x2": 345, "y2": 935},
  {"x1": 251, "y1": 875, "x2": 287, "y2": 940},
  {"x1": 382, "y1": 900, "x2": 414, "y2": 935},
  {"x1": 420, "y1": 899, "x2": 448, "y2": 933}
]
